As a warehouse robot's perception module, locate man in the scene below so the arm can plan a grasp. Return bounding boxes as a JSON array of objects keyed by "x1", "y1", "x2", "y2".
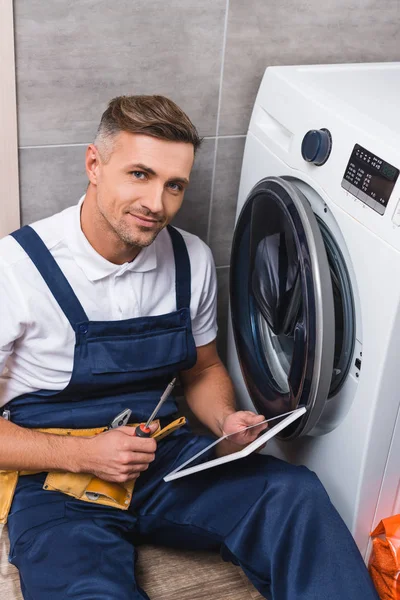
[{"x1": 0, "y1": 95, "x2": 378, "y2": 600}]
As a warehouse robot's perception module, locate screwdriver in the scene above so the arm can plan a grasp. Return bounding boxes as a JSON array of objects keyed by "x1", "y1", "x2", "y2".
[{"x1": 135, "y1": 377, "x2": 177, "y2": 438}]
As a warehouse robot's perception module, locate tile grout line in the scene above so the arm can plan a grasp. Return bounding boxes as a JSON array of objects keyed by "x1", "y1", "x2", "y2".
[
  {"x1": 216, "y1": 0, "x2": 230, "y2": 140},
  {"x1": 206, "y1": 139, "x2": 219, "y2": 247},
  {"x1": 203, "y1": 134, "x2": 245, "y2": 141},
  {"x1": 19, "y1": 142, "x2": 90, "y2": 150},
  {"x1": 206, "y1": 0, "x2": 230, "y2": 246},
  {"x1": 19, "y1": 134, "x2": 246, "y2": 151}
]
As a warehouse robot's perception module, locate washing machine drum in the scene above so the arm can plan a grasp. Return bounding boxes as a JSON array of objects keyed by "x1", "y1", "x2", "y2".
[{"x1": 230, "y1": 177, "x2": 355, "y2": 438}]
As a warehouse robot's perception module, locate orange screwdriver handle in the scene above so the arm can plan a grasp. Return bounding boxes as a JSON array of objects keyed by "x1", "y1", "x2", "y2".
[{"x1": 135, "y1": 423, "x2": 152, "y2": 438}]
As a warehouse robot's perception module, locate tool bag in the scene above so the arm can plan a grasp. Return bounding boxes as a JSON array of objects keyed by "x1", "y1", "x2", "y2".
[
  {"x1": 369, "y1": 514, "x2": 400, "y2": 599},
  {"x1": 0, "y1": 416, "x2": 186, "y2": 524}
]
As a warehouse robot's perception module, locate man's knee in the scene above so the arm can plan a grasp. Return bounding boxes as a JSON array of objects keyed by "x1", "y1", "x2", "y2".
[{"x1": 255, "y1": 457, "x2": 331, "y2": 510}]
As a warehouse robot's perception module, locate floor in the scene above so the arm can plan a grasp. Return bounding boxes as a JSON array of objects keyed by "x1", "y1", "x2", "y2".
[{"x1": 0, "y1": 525, "x2": 263, "y2": 599}]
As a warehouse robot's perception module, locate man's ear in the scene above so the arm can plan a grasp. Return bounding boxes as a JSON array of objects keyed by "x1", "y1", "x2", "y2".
[{"x1": 85, "y1": 144, "x2": 100, "y2": 185}]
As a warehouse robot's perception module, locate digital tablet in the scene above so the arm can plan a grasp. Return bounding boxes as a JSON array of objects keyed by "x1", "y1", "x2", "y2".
[{"x1": 163, "y1": 406, "x2": 306, "y2": 482}]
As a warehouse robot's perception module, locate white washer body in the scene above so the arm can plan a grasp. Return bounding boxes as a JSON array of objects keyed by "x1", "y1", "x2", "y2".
[{"x1": 227, "y1": 63, "x2": 400, "y2": 559}]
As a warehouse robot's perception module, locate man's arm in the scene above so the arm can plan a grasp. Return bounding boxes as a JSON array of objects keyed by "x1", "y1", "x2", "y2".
[
  {"x1": 0, "y1": 418, "x2": 85, "y2": 472},
  {"x1": 181, "y1": 238, "x2": 265, "y2": 445},
  {"x1": 0, "y1": 417, "x2": 157, "y2": 482},
  {"x1": 180, "y1": 340, "x2": 236, "y2": 436},
  {"x1": 180, "y1": 340, "x2": 267, "y2": 448}
]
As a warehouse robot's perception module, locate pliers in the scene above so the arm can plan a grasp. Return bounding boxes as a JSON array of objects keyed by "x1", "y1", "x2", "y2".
[{"x1": 107, "y1": 377, "x2": 177, "y2": 437}]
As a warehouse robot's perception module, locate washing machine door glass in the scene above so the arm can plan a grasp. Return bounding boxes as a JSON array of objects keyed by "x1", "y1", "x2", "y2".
[{"x1": 230, "y1": 177, "x2": 336, "y2": 438}]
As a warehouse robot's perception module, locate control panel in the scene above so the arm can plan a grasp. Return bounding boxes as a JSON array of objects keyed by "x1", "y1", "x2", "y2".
[{"x1": 341, "y1": 144, "x2": 399, "y2": 215}]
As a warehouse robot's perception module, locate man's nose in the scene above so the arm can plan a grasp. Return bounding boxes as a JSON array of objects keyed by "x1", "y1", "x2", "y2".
[{"x1": 141, "y1": 183, "x2": 164, "y2": 215}]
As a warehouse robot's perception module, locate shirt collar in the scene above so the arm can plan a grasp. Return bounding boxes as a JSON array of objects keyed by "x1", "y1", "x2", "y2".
[{"x1": 66, "y1": 195, "x2": 157, "y2": 282}]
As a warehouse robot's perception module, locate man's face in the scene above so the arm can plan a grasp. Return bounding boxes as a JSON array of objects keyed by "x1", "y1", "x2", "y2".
[{"x1": 87, "y1": 132, "x2": 194, "y2": 249}]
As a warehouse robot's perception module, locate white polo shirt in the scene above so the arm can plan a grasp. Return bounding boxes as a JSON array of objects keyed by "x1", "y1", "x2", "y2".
[{"x1": 0, "y1": 197, "x2": 218, "y2": 408}]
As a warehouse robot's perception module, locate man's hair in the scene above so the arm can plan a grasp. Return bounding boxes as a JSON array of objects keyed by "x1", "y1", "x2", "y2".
[{"x1": 95, "y1": 95, "x2": 202, "y2": 161}]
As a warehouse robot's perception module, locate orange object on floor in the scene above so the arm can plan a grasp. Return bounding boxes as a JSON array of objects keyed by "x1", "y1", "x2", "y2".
[{"x1": 369, "y1": 514, "x2": 400, "y2": 599}]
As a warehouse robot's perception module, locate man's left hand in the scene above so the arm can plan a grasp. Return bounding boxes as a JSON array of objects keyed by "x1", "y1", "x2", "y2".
[{"x1": 221, "y1": 411, "x2": 268, "y2": 446}]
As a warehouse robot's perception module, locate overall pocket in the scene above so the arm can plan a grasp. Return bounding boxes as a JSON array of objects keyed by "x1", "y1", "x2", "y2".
[{"x1": 88, "y1": 328, "x2": 188, "y2": 374}]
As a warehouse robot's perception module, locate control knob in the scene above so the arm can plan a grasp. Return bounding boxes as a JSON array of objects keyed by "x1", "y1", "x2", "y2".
[{"x1": 301, "y1": 129, "x2": 332, "y2": 166}]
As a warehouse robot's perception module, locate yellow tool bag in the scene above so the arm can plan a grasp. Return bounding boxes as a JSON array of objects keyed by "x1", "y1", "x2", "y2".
[{"x1": 0, "y1": 416, "x2": 186, "y2": 524}]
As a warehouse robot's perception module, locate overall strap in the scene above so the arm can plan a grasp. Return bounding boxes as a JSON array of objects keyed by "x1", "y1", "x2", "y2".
[
  {"x1": 167, "y1": 225, "x2": 191, "y2": 310},
  {"x1": 11, "y1": 226, "x2": 88, "y2": 328}
]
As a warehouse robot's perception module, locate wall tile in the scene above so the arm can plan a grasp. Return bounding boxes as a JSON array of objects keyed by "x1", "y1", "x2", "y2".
[
  {"x1": 172, "y1": 138, "x2": 215, "y2": 242},
  {"x1": 216, "y1": 266, "x2": 230, "y2": 364},
  {"x1": 14, "y1": 0, "x2": 226, "y2": 146},
  {"x1": 15, "y1": 0, "x2": 400, "y2": 345},
  {"x1": 19, "y1": 138, "x2": 215, "y2": 241},
  {"x1": 219, "y1": 0, "x2": 400, "y2": 135},
  {"x1": 19, "y1": 145, "x2": 88, "y2": 225},
  {"x1": 209, "y1": 136, "x2": 246, "y2": 267}
]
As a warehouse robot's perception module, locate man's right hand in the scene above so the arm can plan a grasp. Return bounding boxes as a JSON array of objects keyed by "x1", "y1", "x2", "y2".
[
  {"x1": 81, "y1": 424, "x2": 158, "y2": 483},
  {"x1": 0, "y1": 418, "x2": 157, "y2": 480}
]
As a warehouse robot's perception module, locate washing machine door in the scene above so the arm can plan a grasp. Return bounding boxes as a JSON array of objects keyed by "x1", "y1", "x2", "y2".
[{"x1": 230, "y1": 177, "x2": 335, "y2": 438}]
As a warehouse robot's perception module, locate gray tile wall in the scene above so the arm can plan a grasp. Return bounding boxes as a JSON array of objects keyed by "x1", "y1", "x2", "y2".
[{"x1": 14, "y1": 0, "x2": 400, "y2": 362}]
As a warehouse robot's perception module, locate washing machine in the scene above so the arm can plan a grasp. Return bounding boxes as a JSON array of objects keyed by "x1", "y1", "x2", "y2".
[{"x1": 227, "y1": 62, "x2": 400, "y2": 559}]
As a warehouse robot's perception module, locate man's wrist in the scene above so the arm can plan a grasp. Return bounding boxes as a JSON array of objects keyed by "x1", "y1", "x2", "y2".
[
  {"x1": 67, "y1": 435, "x2": 87, "y2": 473},
  {"x1": 217, "y1": 410, "x2": 237, "y2": 437}
]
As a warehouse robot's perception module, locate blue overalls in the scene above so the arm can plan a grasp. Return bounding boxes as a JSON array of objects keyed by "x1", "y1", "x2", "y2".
[{"x1": 6, "y1": 225, "x2": 379, "y2": 600}]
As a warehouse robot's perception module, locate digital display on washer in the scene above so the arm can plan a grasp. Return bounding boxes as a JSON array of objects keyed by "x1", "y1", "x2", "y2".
[{"x1": 341, "y1": 144, "x2": 399, "y2": 215}]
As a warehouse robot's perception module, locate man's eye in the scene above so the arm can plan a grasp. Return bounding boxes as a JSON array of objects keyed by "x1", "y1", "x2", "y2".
[
  {"x1": 168, "y1": 182, "x2": 183, "y2": 192},
  {"x1": 131, "y1": 171, "x2": 146, "y2": 180}
]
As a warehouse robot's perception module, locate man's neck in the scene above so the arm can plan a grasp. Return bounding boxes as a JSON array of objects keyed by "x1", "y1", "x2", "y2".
[{"x1": 80, "y1": 188, "x2": 141, "y2": 265}]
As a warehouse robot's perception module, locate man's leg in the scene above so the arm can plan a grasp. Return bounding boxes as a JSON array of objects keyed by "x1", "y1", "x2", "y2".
[
  {"x1": 8, "y1": 475, "x2": 148, "y2": 600},
  {"x1": 133, "y1": 435, "x2": 379, "y2": 600}
]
